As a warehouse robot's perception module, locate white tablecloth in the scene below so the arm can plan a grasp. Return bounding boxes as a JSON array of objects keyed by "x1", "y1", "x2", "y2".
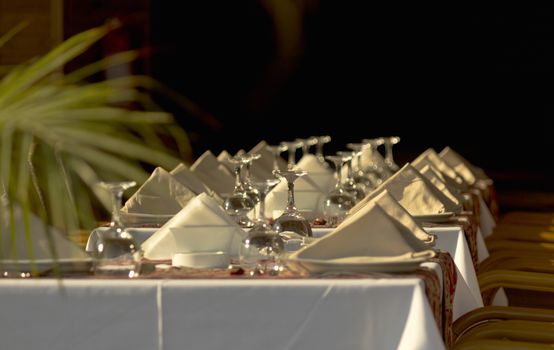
[{"x1": 0, "y1": 278, "x2": 444, "y2": 350}]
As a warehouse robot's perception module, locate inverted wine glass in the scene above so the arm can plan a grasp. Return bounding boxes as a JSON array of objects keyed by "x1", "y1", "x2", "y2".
[
  {"x1": 323, "y1": 156, "x2": 356, "y2": 227},
  {"x1": 223, "y1": 157, "x2": 255, "y2": 228},
  {"x1": 95, "y1": 181, "x2": 141, "y2": 277},
  {"x1": 272, "y1": 170, "x2": 313, "y2": 237},
  {"x1": 282, "y1": 140, "x2": 303, "y2": 170},
  {"x1": 239, "y1": 178, "x2": 284, "y2": 275},
  {"x1": 336, "y1": 151, "x2": 367, "y2": 201},
  {"x1": 314, "y1": 135, "x2": 331, "y2": 165},
  {"x1": 383, "y1": 136, "x2": 401, "y2": 172},
  {"x1": 266, "y1": 143, "x2": 288, "y2": 171}
]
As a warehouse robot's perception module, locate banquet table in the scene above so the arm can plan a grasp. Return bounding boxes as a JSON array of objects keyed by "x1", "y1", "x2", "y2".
[{"x1": 0, "y1": 277, "x2": 444, "y2": 350}]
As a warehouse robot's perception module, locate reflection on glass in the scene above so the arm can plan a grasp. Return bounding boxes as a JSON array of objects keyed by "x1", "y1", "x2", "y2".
[
  {"x1": 383, "y1": 136, "x2": 401, "y2": 172},
  {"x1": 336, "y1": 151, "x2": 366, "y2": 201},
  {"x1": 314, "y1": 135, "x2": 331, "y2": 165}
]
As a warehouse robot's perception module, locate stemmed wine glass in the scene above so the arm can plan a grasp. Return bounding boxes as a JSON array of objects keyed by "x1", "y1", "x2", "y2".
[
  {"x1": 383, "y1": 136, "x2": 401, "y2": 172},
  {"x1": 336, "y1": 151, "x2": 367, "y2": 201},
  {"x1": 347, "y1": 143, "x2": 378, "y2": 190},
  {"x1": 223, "y1": 157, "x2": 255, "y2": 228},
  {"x1": 282, "y1": 140, "x2": 303, "y2": 170},
  {"x1": 296, "y1": 137, "x2": 318, "y2": 158},
  {"x1": 314, "y1": 135, "x2": 331, "y2": 165},
  {"x1": 362, "y1": 138, "x2": 391, "y2": 182},
  {"x1": 95, "y1": 181, "x2": 141, "y2": 277},
  {"x1": 266, "y1": 143, "x2": 288, "y2": 171},
  {"x1": 323, "y1": 156, "x2": 356, "y2": 227},
  {"x1": 240, "y1": 154, "x2": 261, "y2": 203},
  {"x1": 272, "y1": 170, "x2": 313, "y2": 237},
  {"x1": 239, "y1": 178, "x2": 284, "y2": 275}
]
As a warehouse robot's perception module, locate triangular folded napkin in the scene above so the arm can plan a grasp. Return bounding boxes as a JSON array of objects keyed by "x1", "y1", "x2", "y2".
[
  {"x1": 363, "y1": 163, "x2": 462, "y2": 215},
  {"x1": 122, "y1": 167, "x2": 195, "y2": 215},
  {"x1": 190, "y1": 151, "x2": 235, "y2": 195},
  {"x1": 141, "y1": 193, "x2": 245, "y2": 259}
]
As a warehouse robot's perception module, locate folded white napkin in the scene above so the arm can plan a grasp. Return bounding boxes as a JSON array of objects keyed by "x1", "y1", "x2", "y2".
[
  {"x1": 216, "y1": 150, "x2": 235, "y2": 173},
  {"x1": 347, "y1": 190, "x2": 434, "y2": 244},
  {"x1": 170, "y1": 163, "x2": 220, "y2": 199},
  {"x1": 412, "y1": 148, "x2": 468, "y2": 190},
  {"x1": 0, "y1": 204, "x2": 89, "y2": 261},
  {"x1": 190, "y1": 151, "x2": 236, "y2": 195},
  {"x1": 418, "y1": 164, "x2": 464, "y2": 207},
  {"x1": 289, "y1": 201, "x2": 434, "y2": 261},
  {"x1": 439, "y1": 146, "x2": 489, "y2": 186},
  {"x1": 364, "y1": 163, "x2": 462, "y2": 215},
  {"x1": 249, "y1": 140, "x2": 288, "y2": 175},
  {"x1": 141, "y1": 193, "x2": 245, "y2": 259},
  {"x1": 121, "y1": 167, "x2": 195, "y2": 215},
  {"x1": 359, "y1": 145, "x2": 392, "y2": 177},
  {"x1": 294, "y1": 155, "x2": 334, "y2": 192}
]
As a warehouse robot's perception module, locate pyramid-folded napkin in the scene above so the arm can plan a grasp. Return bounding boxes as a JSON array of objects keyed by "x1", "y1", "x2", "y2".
[{"x1": 141, "y1": 193, "x2": 245, "y2": 259}]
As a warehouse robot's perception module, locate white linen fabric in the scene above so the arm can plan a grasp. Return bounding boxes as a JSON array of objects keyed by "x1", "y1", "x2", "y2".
[
  {"x1": 141, "y1": 193, "x2": 245, "y2": 259},
  {"x1": 0, "y1": 204, "x2": 89, "y2": 261},
  {"x1": 439, "y1": 146, "x2": 489, "y2": 186},
  {"x1": 290, "y1": 202, "x2": 434, "y2": 262},
  {"x1": 0, "y1": 278, "x2": 444, "y2": 350},
  {"x1": 122, "y1": 167, "x2": 195, "y2": 215},
  {"x1": 190, "y1": 151, "x2": 235, "y2": 195},
  {"x1": 412, "y1": 148, "x2": 468, "y2": 190},
  {"x1": 170, "y1": 163, "x2": 219, "y2": 198},
  {"x1": 248, "y1": 140, "x2": 287, "y2": 178},
  {"x1": 348, "y1": 190, "x2": 435, "y2": 244},
  {"x1": 364, "y1": 163, "x2": 462, "y2": 215},
  {"x1": 418, "y1": 164, "x2": 464, "y2": 207},
  {"x1": 294, "y1": 154, "x2": 334, "y2": 192}
]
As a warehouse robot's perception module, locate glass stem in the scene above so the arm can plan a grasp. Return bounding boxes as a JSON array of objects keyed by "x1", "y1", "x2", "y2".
[
  {"x1": 233, "y1": 165, "x2": 244, "y2": 192},
  {"x1": 272, "y1": 153, "x2": 279, "y2": 171},
  {"x1": 111, "y1": 189, "x2": 124, "y2": 228},
  {"x1": 257, "y1": 192, "x2": 267, "y2": 223},
  {"x1": 335, "y1": 162, "x2": 343, "y2": 189},
  {"x1": 385, "y1": 141, "x2": 394, "y2": 164},
  {"x1": 316, "y1": 143, "x2": 324, "y2": 163},
  {"x1": 287, "y1": 149, "x2": 296, "y2": 170},
  {"x1": 302, "y1": 144, "x2": 309, "y2": 158},
  {"x1": 286, "y1": 181, "x2": 296, "y2": 212},
  {"x1": 347, "y1": 159, "x2": 354, "y2": 183}
]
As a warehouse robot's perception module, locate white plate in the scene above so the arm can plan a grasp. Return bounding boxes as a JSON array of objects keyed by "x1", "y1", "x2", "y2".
[
  {"x1": 285, "y1": 254, "x2": 432, "y2": 275},
  {"x1": 0, "y1": 258, "x2": 93, "y2": 275},
  {"x1": 412, "y1": 212, "x2": 455, "y2": 223}
]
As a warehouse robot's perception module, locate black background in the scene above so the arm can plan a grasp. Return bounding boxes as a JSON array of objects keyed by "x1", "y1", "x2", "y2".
[{"x1": 147, "y1": 2, "x2": 553, "y2": 191}]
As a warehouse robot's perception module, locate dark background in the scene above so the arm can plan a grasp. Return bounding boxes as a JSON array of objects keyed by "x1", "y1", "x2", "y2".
[{"x1": 65, "y1": 1, "x2": 554, "y2": 201}]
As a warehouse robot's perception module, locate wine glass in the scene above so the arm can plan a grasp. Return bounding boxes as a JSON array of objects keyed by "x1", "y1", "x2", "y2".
[
  {"x1": 336, "y1": 151, "x2": 367, "y2": 201},
  {"x1": 282, "y1": 140, "x2": 303, "y2": 170},
  {"x1": 272, "y1": 170, "x2": 313, "y2": 237},
  {"x1": 314, "y1": 135, "x2": 331, "y2": 165},
  {"x1": 296, "y1": 137, "x2": 318, "y2": 158},
  {"x1": 362, "y1": 138, "x2": 391, "y2": 181},
  {"x1": 266, "y1": 143, "x2": 288, "y2": 171},
  {"x1": 223, "y1": 157, "x2": 255, "y2": 228},
  {"x1": 383, "y1": 136, "x2": 401, "y2": 172},
  {"x1": 95, "y1": 181, "x2": 141, "y2": 277},
  {"x1": 239, "y1": 178, "x2": 284, "y2": 275},
  {"x1": 323, "y1": 156, "x2": 356, "y2": 227},
  {"x1": 346, "y1": 143, "x2": 378, "y2": 190},
  {"x1": 240, "y1": 154, "x2": 261, "y2": 203}
]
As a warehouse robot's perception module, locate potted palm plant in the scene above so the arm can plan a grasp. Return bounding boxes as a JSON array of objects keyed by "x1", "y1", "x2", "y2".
[{"x1": 0, "y1": 21, "x2": 190, "y2": 266}]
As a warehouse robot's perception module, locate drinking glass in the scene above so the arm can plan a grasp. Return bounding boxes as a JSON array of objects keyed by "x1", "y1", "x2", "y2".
[
  {"x1": 95, "y1": 181, "x2": 141, "y2": 277},
  {"x1": 362, "y1": 138, "x2": 391, "y2": 181},
  {"x1": 272, "y1": 170, "x2": 313, "y2": 237},
  {"x1": 314, "y1": 135, "x2": 331, "y2": 165},
  {"x1": 336, "y1": 151, "x2": 367, "y2": 201},
  {"x1": 223, "y1": 157, "x2": 255, "y2": 228},
  {"x1": 346, "y1": 143, "x2": 377, "y2": 190},
  {"x1": 240, "y1": 154, "x2": 261, "y2": 203},
  {"x1": 323, "y1": 156, "x2": 356, "y2": 227},
  {"x1": 282, "y1": 140, "x2": 303, "y2": 170},
  {"x1": 383, "y1": 136, "x2": 401, "y2": 172},
  {"x1": 266, "y1": 143, "x2": 288, "y2": 171},
  {"x1": 239, "y1": 178, "x2": 284, "y2": 275},
  {"x1": 296, "y1": 137, "x2": 318, "y2": 158}
]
